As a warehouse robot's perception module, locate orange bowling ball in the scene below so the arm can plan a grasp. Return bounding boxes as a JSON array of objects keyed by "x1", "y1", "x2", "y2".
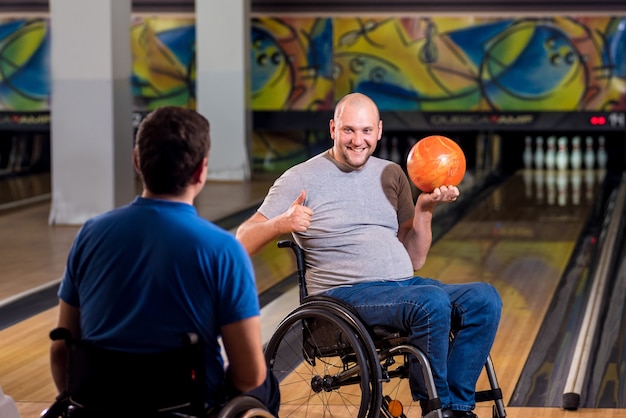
[{"x1": 406, "y1": 135, "x2": 466, "y2": 193}]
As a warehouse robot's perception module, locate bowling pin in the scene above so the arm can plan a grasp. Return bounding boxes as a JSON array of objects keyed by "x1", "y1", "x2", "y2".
[
  {"x1": 534, "y1": 169, "x2": 544, "y2": 204},
  {"x1": 390, "y1": 136, "x2": 401, "y2": 163},
  {"x1": 597, "y1": 135, "x2": 607, "y2": 169},
  {"x1": 556, "y1": 136, "x2": 568, "y2": 171},
  {"x1": 545, "y1": 136, "x2": 556, "y2": 170},
  {"x1": 584, "y1": 136, "x2": 595, "y2": 170},
  {"x1": 523, "y1": 136, "x2": 533, "y2": 169},
  {"x1": 406, "y1": 136, "x2": 418, "y2": 160},
  {"x1": 557, "y1": 171, "x2": 568, "y2": 207},
  {"x1": 546, "y1": 169, "x2": 556, "y2": 205},
  {"x1": 460, "y1": 170, "x2": 474, "y2": 191},
  {"x1": 523, "y1": 168, "x2": 533, "y2": 198},
  {"x1": 570, "y1": 170, "x2": 581, "y2": 205},
  {"x1": 570, "y1": 136, "x2": 582, "y2": 170},
  {"x1": 584, "y1": 169, "x2": 595, "y2": 203},
  {"x1": 379, "y1": 136, "x2": 389, "y2": 160},
  {"x1": 534, "y1": 136, "x2": 544, "y2": 170}
]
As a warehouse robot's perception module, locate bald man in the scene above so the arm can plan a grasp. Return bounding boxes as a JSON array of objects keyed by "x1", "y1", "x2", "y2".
[{"x1": 237, "y1": 92, "x2": 501, "y2": 418}]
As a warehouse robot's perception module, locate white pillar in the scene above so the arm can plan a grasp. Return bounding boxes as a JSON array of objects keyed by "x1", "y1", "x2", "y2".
[
  {"x1": 195, "y1": 0, "x2": 250, "y2": 181},
  {"x1": 48, "y1": 0, "x2": 134, "y2": 225}
]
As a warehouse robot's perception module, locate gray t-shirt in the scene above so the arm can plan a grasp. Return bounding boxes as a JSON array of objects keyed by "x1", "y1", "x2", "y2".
[{"x1": 258, "y1": 150, "x2": 416, "y2": 295}]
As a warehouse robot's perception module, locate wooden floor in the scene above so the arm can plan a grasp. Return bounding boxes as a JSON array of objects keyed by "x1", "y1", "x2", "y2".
[
  {"x1": 4, "y1": 170, "x2": 626, "y2": 417},
  {"x1": 0, "y1": 176, "x2": 276, "y2": 302}
]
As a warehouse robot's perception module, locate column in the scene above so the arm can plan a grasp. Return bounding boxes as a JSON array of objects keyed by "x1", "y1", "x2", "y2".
[
  {"x1": 195, "y1": 0, "x2": 250, "y2": 181},
  {"x1": 48, "y1": 0, "x2": 134, "y2": 225}
]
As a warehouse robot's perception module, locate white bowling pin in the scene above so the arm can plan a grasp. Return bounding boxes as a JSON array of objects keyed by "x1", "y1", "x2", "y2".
[
  {"x1": 379, "y1": 136, "x2": 389, "y2": 160},
  {"x1": 523, "y1": 168, "x2": 533, "y2": 198},
  {"x1": 534, "y1": 136, "x2": 544, "y2": 170},
  {"x1": 546, "y1": 169, "x2": 556, "y2": 205},
  {"x1": 523, "y1": 136, "x2": 533, "y2": 169},
  {"x1": 584, "y1": 136, "x2": 595, "y2": 170},
  {"x1": 570, "y1": 170, "x2": 581, "y2": 205},
  {"x1": 556, "y1": 136, "x2": 568, "y2": 171},
  {"x1": 584, "y1": 169, "x2": 595, "y2": 203},
  {"x1": 570, "y1": 136, "x2": 582, "y2": 170},
  {"x1": 390, "y1": 136, "x2": 401, "y2": 163},
  {"x1": 597, "y1": 135, "x2": 607, "y2": 169},
  {"x1": 461, "y1": 170, "x2": 476, "y2": 190},
  {"x1": 534, "y1": 169, "x2": 544, "y2": 204},
  {"x1": 557, "y1": 171, "x2": 568, "y2": 207},
  {"x1": 406, "y1": 136, "x2": 418, "y2": 160},
  {"x1": 545, "y1": 136, "x2": 556, "y2": 170}
]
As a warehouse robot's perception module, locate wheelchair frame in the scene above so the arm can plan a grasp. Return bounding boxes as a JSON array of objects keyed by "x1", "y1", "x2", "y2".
[
  {"x1": 264, "y1": 240, "x2": 506, "y2": 418},
  {"x1": 41, "y1": 328, "x2": 274, "y2": 418}
]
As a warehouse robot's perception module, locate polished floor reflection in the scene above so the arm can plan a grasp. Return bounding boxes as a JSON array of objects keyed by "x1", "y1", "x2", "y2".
[{"x1": 4, "y1": 170, "x2": 626, "y2": 418}]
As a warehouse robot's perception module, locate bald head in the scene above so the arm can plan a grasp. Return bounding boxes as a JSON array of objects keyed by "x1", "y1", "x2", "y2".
[
  {"x1": 329, "y1": 92, "x2": 383, "y2": 170},
  {"x1": 334, "y1": 93, "x2": 380, "y2": 122}
]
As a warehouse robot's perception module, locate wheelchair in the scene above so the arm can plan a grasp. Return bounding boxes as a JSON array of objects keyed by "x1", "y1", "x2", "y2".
[
  {"x1": 264, "y1": 240, "x2": 507, "y2": 418},
  {"x1": 41, "y1": 327, "x2": 273, "y2": 418}
]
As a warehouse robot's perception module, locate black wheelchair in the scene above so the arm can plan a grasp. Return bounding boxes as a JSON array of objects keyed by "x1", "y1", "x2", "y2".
[
  {"x1": 264, "y1": 240, "x2": 507, "y2": 418},
  {"x1": 41, "y1": 327, "x2": 273, "y2": 418}
]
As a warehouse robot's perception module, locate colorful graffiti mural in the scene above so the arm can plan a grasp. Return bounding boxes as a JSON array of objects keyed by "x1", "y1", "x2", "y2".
[
  {"x1": 0, "y1": 18, "x2": 49, "y2": 111},
  {"x1": 4, "y1": 15, "x2": 625, "y2": 112},
  {"x1": 131, "y1": 16, "x2": 196, "y2": 110},
  {"x1": 0, "y1": 16, "x2": 198, "y2": 113},
  {"x1": 255, "y1": 16, "x2": 626, "y2": 112},
  {"x1": 1, "y1": 15, "x2": 625, "y2": 174},
  {"x1": 251, "y1": 17, "x2": 334, "y2": 110}
]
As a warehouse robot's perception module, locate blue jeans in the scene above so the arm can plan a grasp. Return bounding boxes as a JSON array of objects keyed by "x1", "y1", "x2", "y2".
[{"x1": 322, "y1": 277, "x2": 502, "y2": 412}]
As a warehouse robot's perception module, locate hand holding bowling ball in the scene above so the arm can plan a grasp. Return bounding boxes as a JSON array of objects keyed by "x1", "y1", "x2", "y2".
[{"x1": 406, "y1": 135, "x2": 466, "y2": 193}]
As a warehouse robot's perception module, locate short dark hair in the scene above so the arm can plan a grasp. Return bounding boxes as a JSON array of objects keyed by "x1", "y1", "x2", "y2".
[{"x1": 135, "y1": 107, "x2": 210, "y2": 195}]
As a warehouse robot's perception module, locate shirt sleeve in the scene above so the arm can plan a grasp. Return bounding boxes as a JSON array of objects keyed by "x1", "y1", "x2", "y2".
[
  {"x1": 57, "y1": 226, "x2": 85, "y2": 307},
  {"x1": 257, "y1": 168, "x2": 303, "y2": 220},
  {"x1": 394, "y1": 165, "x2": 416, "y2": 225},
  {"x1": 215, "y1": 237, "x2": 261, "y2": 326}
]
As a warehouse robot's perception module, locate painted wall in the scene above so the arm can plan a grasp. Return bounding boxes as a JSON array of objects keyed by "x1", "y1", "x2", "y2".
[{"x1": 2, "y1": 15, "x2": 625, "y2": 173}]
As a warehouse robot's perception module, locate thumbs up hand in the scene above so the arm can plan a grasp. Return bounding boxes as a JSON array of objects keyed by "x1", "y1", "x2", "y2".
[{"x1": 279, "y1": 190, "x2": 312, "y2": 233}]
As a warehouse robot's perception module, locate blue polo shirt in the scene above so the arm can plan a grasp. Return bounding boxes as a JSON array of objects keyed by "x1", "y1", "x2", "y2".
[{"x1": 59, "y1": 196, "x2": 259, "y2": 403}]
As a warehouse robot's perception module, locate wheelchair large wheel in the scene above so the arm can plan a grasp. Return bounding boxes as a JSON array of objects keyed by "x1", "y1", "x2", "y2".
[
  {"x1": 299, "y1": 296, "x2": 428, "y2": 417},
  {"x1": 298, "y1": 297, "x2": 384, "y2": 412},
  {"x1": 216, "y1": 395, "x2": 274, "y2": 418},
  {"x1": 265, "y1": 307, "x2": 376, "y2": 418}
]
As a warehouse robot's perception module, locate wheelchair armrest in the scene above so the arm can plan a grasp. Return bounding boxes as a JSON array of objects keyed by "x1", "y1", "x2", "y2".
[
  {"x1": 277, "y1": 240, "x2": 305, "y2": 271},
  {"x1": 278, "y1": 240, "x2": 308, "y2": 301},
  {"x1": 49, "y1": 327, "x2": 73, "y2": 343}
]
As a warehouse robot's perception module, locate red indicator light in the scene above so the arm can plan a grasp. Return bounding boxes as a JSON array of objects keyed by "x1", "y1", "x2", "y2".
[{"x1": 590, "y1": 116, "x2": 606, "y2": 125}]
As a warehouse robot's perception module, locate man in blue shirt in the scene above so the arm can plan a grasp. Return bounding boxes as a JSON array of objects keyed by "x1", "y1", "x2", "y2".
[{"x1": 50, "y1": 106, "x2": 278, "y2": 415}]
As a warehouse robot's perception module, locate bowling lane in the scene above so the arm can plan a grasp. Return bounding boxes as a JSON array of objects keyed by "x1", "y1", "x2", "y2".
[
  {"x1": 413, "y1": 168, "x2": 605, "y2": 404},
  {"x1": 586, "y1": 237, "x2": 626, "y2": 408}
]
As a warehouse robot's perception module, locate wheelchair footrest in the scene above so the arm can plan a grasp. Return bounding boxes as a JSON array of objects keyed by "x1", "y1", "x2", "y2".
[
  {"x1": 475, "y1": 387, "x2": 502, "y2": 403},
  {"x1": 420, "y1": 396, "x2": 442, "y2": 412}
]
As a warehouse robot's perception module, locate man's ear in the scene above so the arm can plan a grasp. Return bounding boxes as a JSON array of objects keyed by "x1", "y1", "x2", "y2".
[
  {"x1": 192, "y1": 156, "x2": 208, "y2": 184},
  {"x1": 132, "y1": 148, "x2": 141, "y2": 174}
]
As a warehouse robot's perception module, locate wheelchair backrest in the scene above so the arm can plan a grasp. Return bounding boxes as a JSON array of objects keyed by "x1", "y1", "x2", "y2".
[{"x1": 51, "y1": 327, "x2": 205, "y2": 415}]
